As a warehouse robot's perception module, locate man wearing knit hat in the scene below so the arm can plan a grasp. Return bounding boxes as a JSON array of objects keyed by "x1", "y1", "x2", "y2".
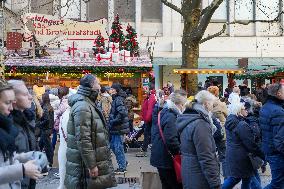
[{"x1": 109, "y1": 83, "x2": 130, "y2": 174}]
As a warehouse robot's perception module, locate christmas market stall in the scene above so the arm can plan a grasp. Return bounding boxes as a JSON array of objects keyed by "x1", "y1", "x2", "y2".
[
  {"x1": 173, "y1": 68, "x2": 245, "y2": 94},
  {"x1": 3, "y1": 13, "x2": 152, "y2": 104},
  {"x1": 234, "y1": 67, "x2": 284, "y2": 87}
]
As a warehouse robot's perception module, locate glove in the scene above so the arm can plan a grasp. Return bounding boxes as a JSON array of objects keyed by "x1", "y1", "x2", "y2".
[{"x1": 32, "y1": 151, "x2": 48, "y2": 172}]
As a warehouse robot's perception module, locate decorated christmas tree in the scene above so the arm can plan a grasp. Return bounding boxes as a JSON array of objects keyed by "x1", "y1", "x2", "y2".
[
  {"x1": 93, "y1": 33, "x2": 106, "y2": 55},
  {"x1": 124, "y1": 24, "x2": 139, "y2": 56},
  {"x1": 109, "y1": 14, "x2": 125, "y2": 50}
]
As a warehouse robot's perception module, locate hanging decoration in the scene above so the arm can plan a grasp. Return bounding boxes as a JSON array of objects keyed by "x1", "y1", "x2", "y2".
[{"x1": 234, "y1": 67, "x2": 284, "y2": 80}]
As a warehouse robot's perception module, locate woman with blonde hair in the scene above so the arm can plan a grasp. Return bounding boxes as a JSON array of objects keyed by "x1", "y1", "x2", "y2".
[{"x1": 222, "y1": 95, "x2": 264, "y2": 189}]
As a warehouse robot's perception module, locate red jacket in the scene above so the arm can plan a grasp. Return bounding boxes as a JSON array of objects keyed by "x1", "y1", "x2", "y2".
[{"x1": 144, "y1": 90, "x2": 156, "y2": 123}]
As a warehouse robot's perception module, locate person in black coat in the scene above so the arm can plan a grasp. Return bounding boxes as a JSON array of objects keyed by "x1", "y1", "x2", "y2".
[
  {"x1": 177, "y1": 91, "x2": 221, "y2": 189},
  {"x1": 109, "y1": 83, "x2": 130, "y2": 174},
  {"x1": 37, "y1": 93, "x2": 54, "y2": 167},
  {"x1": 222, "y1": 99, "x2": 264, "y2": 189},
  {"x1": 150, "y1": 90, "x2": 187, "y2": 189}
]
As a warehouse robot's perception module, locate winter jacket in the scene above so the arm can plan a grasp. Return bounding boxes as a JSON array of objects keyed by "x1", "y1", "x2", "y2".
[
  {"x1": 150, "y1": 100, "x2": 180, "y2": 169},
  {"x1": 11, "y1": 110, "x2": 37, "y2": 153},
  {"x1": 36, "y1": 104, "x2": 54, "y2": 135},
  {"x1": 0, "y1": 113, "x2": 22, "y2": 189},
  {"x1": 177, "y1": 103, "x2": 221, "y2": 189},
  {"x1": 109, "y1": 90, "x2": 130, "y2": 135},
  {"x1": 54, "y1": 96, "x2": 69, "y2": 131},
  {"x1": 144, "y1": 90, "x2": 156, "y2": 123},
  {"x1": 65, "y1": 86, "x2": 116, "y2": 189},
  {"x1": 213, "y1": 117, "x2": 226, "y2": 162},
  {"x1": 225, "y1": 114, "x2": 264, "y2": 178},
  {"x1": 141, "y1": 98, "x2": 148, "y2": 122},
  {"x1": 125, "y1": 95, "x2": 137, "y2": 120},
  {"x1": 259, "y1": 96, "x2": 284, "y2": 156},
  {"x1": 98, "y1": 93, "x2": 112, "y2": 122},
  {"x1": 10, "y1": 110, "x2": 38, "y2": 189}
]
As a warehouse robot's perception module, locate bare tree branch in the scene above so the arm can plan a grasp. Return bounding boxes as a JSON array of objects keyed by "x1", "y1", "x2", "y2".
[
  {"x1": 161, "y1": 0, "x2": 183, "y2": 15},
  {"x1": 199, "y1": 24, "x2": 226, "y2": 44}
]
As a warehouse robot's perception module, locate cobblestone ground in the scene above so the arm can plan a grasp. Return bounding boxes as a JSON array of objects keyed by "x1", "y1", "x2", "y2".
[{"x1": 36, "y1": 149, "x2": 272, "y2": 189}]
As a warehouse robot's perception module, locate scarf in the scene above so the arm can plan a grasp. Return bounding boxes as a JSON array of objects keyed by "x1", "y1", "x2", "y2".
[{"x1": 0, "y1": 114, "x2": 19, "y2": 161}]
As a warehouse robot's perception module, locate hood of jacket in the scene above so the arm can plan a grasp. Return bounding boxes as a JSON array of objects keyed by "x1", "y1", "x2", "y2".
[
  {"x1": 225, "y1": 114, "x2": 244, "y2": 131},
  {"x1": 177, "y1": 103, "x2": 211, "y2": 133},
  {"x1": 213, "y1": 99, "x2": 228, "y2": 117},
  {"x1": 113, "y1": 90, "x2": 127, "y2": 99},
  {"x1": 163, "y1": 99, "x2": 182, "y2": 115},
  {"x1": 68, "y1": 85, "x2": 98, "y2": 107}
]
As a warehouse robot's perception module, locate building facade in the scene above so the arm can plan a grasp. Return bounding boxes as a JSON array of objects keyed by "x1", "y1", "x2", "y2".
[{"x1": 2, "y1": 0, "x2": 284, "y2": 93}]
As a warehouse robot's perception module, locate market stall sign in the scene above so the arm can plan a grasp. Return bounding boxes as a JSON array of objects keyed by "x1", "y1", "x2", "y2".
[
  {"x1": 22, "y1": 13, "x2": 108, "y2": 47},
  {"x1": 97, "y1": 72, "x2": 140, "y2": 78}
]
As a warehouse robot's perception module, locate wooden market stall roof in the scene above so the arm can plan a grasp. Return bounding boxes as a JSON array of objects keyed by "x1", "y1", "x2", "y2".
[
  {"x1": 173, "y1": 68, "x2": 245, "y2": 74},
  {"x1": 4, "y1": 57, "x2": 152, "y2": 73}
]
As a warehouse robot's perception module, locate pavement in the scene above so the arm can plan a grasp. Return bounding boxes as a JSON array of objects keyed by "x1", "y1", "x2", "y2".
[{"x1": 36, "y1": 147, "x2": 272, "y2": 189}]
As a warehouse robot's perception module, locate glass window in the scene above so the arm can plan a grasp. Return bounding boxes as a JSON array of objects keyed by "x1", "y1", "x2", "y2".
[
  {"x1": 114, "y1": 0, "x2": 135, "y2": 22},
  {"x1": 88, "y1": 0, "x2": 108, "y2": 20},
  {"x1": 234, "y1": 0, "x2": 254, "y2": 20},
  {"x1": 256, "y1": 0, "x2": 279, "y2": 20},
  {"x1": 209, "y1": 0, "x2": 227, "y2": 21},
  {"x1": 142, "y1": 0, "x2": 162, "y2": 22}
]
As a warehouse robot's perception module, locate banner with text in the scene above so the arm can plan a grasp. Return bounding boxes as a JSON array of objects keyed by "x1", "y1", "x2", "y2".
[{"x1": 22, "y1": 13, "x2": 108, "y2": 47}]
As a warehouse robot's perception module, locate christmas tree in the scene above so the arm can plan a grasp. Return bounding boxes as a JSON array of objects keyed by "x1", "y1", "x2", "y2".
[
  {"x1": 93, "y1": 33, "x2": 106, "y2": 55},
  {"x1": 124, "y1": 24, "x2": 139, "y2": 56},
  {"x1": 109, "y1": 14, "x2": 125, "y2": 50}
]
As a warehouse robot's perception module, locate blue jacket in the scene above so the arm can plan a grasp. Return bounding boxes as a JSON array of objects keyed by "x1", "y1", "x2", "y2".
[
  {"x1": 109, "y1": 90, "x2": 130, "y2": 135},
  {"x1": 259, "y1": 96, "x2": 284, "y2": 156},
  {"x1": 225, "y1": 115, "x2": 264, "y2": 178},
  {"x1": 150, "y1": 101, "x2": 180, "y2": 169}
]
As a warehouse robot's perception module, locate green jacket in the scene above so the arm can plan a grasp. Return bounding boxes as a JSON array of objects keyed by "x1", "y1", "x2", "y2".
[{"x1": 65, "y1": 86, "x2": 116, "y2": 189}]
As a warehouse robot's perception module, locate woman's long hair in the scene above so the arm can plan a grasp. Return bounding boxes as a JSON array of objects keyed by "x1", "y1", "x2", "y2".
[{"x1": 42, "y1": 93, "x2": 53, "y2": 112}]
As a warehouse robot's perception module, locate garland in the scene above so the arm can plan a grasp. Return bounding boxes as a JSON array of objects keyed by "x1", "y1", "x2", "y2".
[{"x1": 234, "y1": 67, "x2": 284, "y2": 80}]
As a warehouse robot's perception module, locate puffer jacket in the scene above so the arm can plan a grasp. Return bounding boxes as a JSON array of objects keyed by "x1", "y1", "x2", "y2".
[
  {"x1": 150, "y1": 100, "x2": 180, "y2": 169},
  {"x1": 259, "y1": 96, "x2": 284, "y2": 156},
  {"x1": 109, "y1": 90, "x2": 130, "y2": 135},
  {"x1": 225, "y1": 114, "x2": 264, "y2": 178},
  {"x1": 65, "y1": 86, "x2": 116, "y2": 189},
  {"x1": 177, "y1": 103, "x2": 221, "y2": 189}
]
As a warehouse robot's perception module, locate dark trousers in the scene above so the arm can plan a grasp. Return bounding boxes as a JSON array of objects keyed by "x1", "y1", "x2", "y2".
[
  {"x1": 51, "y1": 129, "x2": 57, "y2": 151},
  {"x1": 250, "y1": 170, "x2": 262, "y2": 189},
  {"x1": 264, "y1": 155, "x2": 284, "y2": 189},
  {"x1": 39, "y1": 132, "x2": 54, "y2": 166},
  {"x1": 129, "y1": 119, "x2": 134, "y2": 132},
  {"x1": 142, "y1": 122, "x2": 151, "y2": 152},
  {"x1": 222, "y1": 177, "x2": 252, "y2": 189},
  {"x1": 157, "y1": 168, "x2": 182, "y2": 189}
]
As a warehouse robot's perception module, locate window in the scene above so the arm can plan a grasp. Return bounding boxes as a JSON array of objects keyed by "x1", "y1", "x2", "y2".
[
  {"x1": 211, "y1": 0, "x2": 227, "y2": 21},
  {"x1": 88, "y1": 0, "x2": 108, "y2": 20},
  {"x1": 234, "y1": 0, "x2": 254, "y2": 20},
  {"x1": 256, "y1": 0, "x2": 279, "y2": 20},
  {"x1": 142, "y1": 0, "x2": 162, "y2": 22},
  {"x1": 114, "y1": 0, "x2": 135, "y2": 22}
]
